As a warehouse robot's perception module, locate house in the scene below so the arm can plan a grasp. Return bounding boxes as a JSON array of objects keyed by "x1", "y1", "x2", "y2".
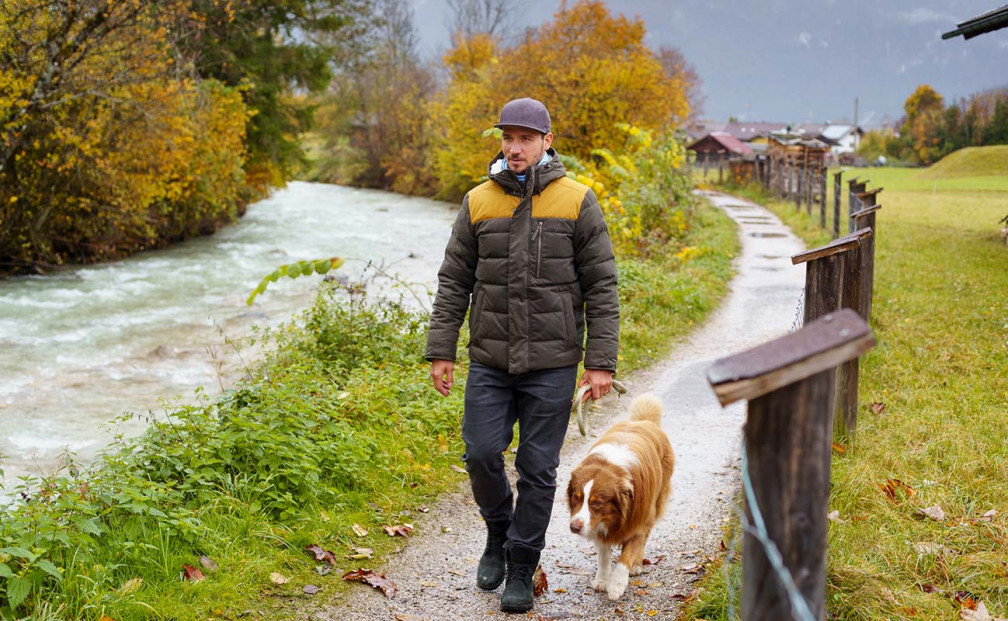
[
  {"x1": 687, "y1": 132, "x2": 753, "y2": 162},
  {"x1": 817, "y1": 124, "x2": 863, "y2": 154}
]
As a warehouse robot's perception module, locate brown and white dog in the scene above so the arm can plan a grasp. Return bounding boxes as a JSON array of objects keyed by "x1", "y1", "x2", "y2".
[{"x1": 566, "y1": 393, "x2": 674, "y2": 600}]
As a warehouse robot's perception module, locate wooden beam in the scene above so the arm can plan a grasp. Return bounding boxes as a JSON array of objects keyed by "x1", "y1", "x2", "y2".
[
  {"x1": 791, "y1": 237, "x2": 860, "y2": 265},
  {"x1": 855, "y1": 188, "x2": 883, "y2": 199},
  {"x1": 852, "y1": 204, "x2": 881, "y2": 219},
  {"x1": 707, "y1": 309, "x2": 875, "y2": 406}
]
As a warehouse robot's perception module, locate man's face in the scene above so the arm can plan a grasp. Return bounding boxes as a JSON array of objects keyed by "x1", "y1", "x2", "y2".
[{"x1": 501, "y1": 126, "x2": 553, "y2": 175}]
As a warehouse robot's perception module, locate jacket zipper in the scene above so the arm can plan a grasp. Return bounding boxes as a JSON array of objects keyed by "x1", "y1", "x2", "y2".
[{"x1": 532, "y1": 221, "x2": 543, "y2": 278}]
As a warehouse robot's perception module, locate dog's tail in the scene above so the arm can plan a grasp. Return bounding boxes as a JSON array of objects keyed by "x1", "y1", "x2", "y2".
[{"x1": 628, "y1": 393, "x2": 663, "y2": 425}]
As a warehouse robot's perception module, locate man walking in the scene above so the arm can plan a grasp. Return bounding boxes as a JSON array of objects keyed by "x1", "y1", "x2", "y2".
[{"x1": 426, "y1": 98, "x2": 619, "y2": 613}]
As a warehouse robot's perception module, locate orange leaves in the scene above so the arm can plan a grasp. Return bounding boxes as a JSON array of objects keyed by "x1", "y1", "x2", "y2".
[
  {"x1": 341, "y1": 568, "x2": 398, "y2": 599},
  {"x1": 532, "y1": 565, "x2": 548, "y2": 597},
  {"x1": 880, "y1": 478, "x2": 917, "y2": 503}
]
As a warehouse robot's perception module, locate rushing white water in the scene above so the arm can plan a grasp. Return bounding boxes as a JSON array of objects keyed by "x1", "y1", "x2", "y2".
[{"x1": 0, "y1": 182, "x2": 457, "y2": 485}]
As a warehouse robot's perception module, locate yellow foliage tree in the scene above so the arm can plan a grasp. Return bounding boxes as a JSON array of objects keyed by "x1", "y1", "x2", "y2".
[{"x1": 431, "y1": 0, "x2": 691, "y2": 199}]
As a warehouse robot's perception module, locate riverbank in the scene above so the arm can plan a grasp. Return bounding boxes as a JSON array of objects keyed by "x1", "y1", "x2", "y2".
[{"x1": 0, "y1": 183, "x2": 457, "y2": 486}]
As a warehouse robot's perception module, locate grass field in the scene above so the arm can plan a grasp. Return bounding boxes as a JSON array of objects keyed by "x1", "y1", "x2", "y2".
[{"x1": 681, "y1": 152, "x2": 1008, "y2": 620}]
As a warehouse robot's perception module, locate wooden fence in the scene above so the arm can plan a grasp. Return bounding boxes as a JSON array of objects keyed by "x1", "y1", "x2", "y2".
[{"x1": 703, "y1": 173, "x2": 885, "y2": 618}]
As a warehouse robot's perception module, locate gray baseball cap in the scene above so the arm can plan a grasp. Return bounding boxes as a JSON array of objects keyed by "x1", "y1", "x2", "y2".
[{"x1": 494, "y1": 98, "x2": 551, "y2": 134}]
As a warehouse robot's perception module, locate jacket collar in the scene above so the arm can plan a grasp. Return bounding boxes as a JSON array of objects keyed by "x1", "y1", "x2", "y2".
[{"x1": 487, "y1": 148, "x2": 566, "y2": 197}]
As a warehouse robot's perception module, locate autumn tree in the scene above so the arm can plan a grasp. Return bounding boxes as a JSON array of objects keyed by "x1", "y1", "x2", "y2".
[
  {"x1": 0, "y1": 0, "x2": 251, "y2": 272},
  {"x1": 902, "y1": 84, "x2": 945, "y2": 164},
  {"x1": 431, "y1": 0, "x2": 691, "y2": 199}
]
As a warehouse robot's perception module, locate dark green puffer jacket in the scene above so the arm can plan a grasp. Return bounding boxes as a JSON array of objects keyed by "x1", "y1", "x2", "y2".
[{"x1": 425, "y1": 149, "x2": 619, "y2": 375}]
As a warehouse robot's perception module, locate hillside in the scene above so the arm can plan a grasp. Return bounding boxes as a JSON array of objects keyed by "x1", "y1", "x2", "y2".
[{"x1": 916, "y1": 144, "x2": 1008, "y2": 179}]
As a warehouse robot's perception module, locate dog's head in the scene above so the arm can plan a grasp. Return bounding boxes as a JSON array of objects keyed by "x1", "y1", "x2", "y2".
[{"x1": 567, "y1": 465, "x2": 633, "y2": 540}]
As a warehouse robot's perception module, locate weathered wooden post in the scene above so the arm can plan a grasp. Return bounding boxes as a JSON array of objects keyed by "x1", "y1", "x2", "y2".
[
  {"x1": 793, "y1": 229, "x2": 873, "y2": 440},
  {"x1": 851, "y1": 204, "x2": 880, "y2": 323},
  {"x1": 847, "y1": 178, "x2": 866, "y2": 232},
  {"x1": 795, "y1": 164, "x2": 802, "y2": 211},
  {"x1": 819, "y1": 169, "x2": 827, "y2": 228},
  {"x1": 850, "y1": 187, "x2": 882, "y2": 233},
  {"x1": 708, "y1": 309, "x2": 875, "y2": 621},
  {"x1": 832, "y1": 171, "x2": 843, "y2": 239}
]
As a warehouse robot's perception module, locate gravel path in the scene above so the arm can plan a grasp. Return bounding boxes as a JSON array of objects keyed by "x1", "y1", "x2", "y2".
[{"x1": 314, "y1": 191, "x2": 806, "y2": 620}]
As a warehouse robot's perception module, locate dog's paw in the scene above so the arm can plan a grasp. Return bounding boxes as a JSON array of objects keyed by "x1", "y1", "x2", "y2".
[
  {"x1": 606, "y1": 564, "x2": 630, "y2": 601},
  {"x1": 591, "y1": 570, "x2": 608, "y2": 591}
]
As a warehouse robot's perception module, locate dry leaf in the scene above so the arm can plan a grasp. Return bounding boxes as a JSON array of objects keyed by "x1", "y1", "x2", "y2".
[
  {"x1": 395, "y1": 615, "x2": 432, "y2": 621},
  {"x1": 646, "y1": 611, "x2": 659, "y2": 617},
  {"x1": 449, "y1": 464, "x2": 467, "y2": 474},
  {"x1": 305, "y1": 544, "x2": 338, "y2": 566},
  {"x1": 269, "y1": 572, "x2": 289, "y2": 585},
  {"x1": 419, "y1": 580, "x2": 439, "y2": 587},
  {"x1": 869, "y1": 402, "x2": 887, "y2": 414},
  {"x1": 383, "y1": 524, "x2": 414, "y2": 537},
  {"x1": 532, "y1": 565, "x2": 548, "y2": 597},
  {"x1": 98, "y1": 617, "x2": 115, "y2": 621},
  {"x1": 912, "y1": 542, "x2": 956, "y2": 558},
  {"x1": 955, "y1": 590, "x2": 980, "y2": 609},
  {"x1": 681, "y1": 563, "x2": 703, "y2": 574},
  {"x1": 348, "y1": 547, "x2": 374, "y2": 559},
  {"x1": 553, "y1": 587, "x2": 567, "y2": 593},
  {"x1": 118, "y1": 577, "x2": 143, "y2": 595},
  {"x1": 827, "y1": 510, "x2": 843, "y2": 523},
  {"x1": 959, "y1": 600, "x2": 1008, "y2": 621},
  {"x1": 832, "y1": 442, "x2": 847, "y2": 454},
  {"x1": 303, "y1": 584, "x2": 321, "y2": 595},
  {"x1": 642, "y1": 555, "x2": 666, "y2": 566},
  {"x1": 880, "y1": 478, "x2": 916, "y2": 502},
  {"x1": 980, "y1": 509, "x2": 997, "y2": 521},
  {"x1": 352, "y1": 523, "x2": 369, "y2": 537},
  {"x1": 918, "y1": 582, "x2": 940, "y2": 594},
  {"x1": 198, "y1": 555, "x2": 218, "y2": 572},
  {"x1": 182, "y1": 564, "x2": 205, "y2": 582},
  {"x1": 342, "y1": 568, "x2": 398, "y2": 598},
  {"x1": 918, "y1": 505, "x2": 946, "y2": 521}
]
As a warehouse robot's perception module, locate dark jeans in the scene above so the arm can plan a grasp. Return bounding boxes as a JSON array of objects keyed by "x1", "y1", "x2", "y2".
[{"x1": 461, "y1": 361, "x2": 578, "y2": 553}]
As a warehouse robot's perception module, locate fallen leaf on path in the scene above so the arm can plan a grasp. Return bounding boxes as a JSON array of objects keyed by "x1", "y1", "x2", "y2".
[
  {"x1": 532, "y1": 565, "x2": 548, "y2": 597},
  {"x1": 183, "y1": 564, "x2": 205, "y2": 582},
  {"x1": 199, "y1": 555, "x2": 218, "y2": 572},
  {"x1": 419, "y1": 580, "x2": 438, "y2": 587},
  {"x1": 642, "y1": 555, "x2": 665, "y2": 566},
  {"x1": 342, "y1": 568, "x2": 398, "y2": 598},
  {"x1": 918, "y1": 505, "x2": 946, "y2": 521},
  {"x1": 868, "y1": 402, "x2": 887, "y2": 414},
  {"x1": 305, "y1": 543, "x2": 338, "y2": 566},
  {"x1": 449, "y1": 464, "x2": 466, "y2": 474},
  {"x1": 446, "y1": 568, "x2": 467, "y2": 577},
  {"x1": 395, "y1": 615, "x2": 431, "y2": 621},
  {"x1": 681, "y1": 563, "x2": 704, "y2": 574},
  {"x1": 352, "y1": 523, "x2": 369, "y2": 537},
  {"x1": 303, "y1": 584, "x2": 321, "y2": 594},
  {"x1": 269, "y1": 572, "x2": 289, "y2": 585},
  {"x1": 316, "y1": 565, "x2": 332, "y2": 576},
  {"x1": 383, "y1": 524, "x2": 414, "y2": 537}
]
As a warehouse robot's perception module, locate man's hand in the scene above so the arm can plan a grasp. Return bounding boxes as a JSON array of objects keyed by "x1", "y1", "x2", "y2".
[
  {"x1": 431, "y1": 359, "x2": 455, "y2": 396},
  {"x1": 579, "y1": 368, "x2": 614, "y2": 403}
]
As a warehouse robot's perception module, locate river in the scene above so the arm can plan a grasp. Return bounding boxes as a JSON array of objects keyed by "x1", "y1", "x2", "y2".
[{"x1": 0, "y1": 182, "x2": 457, "y2": 486}]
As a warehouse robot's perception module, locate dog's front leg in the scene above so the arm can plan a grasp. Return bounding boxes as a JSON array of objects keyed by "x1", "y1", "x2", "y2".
[
  {"x1": 608, "y1": 535, "x2": 646, "y2": 600},
  {"x1": 591, "y1": 538, "x2": 611, "y2": 591}
]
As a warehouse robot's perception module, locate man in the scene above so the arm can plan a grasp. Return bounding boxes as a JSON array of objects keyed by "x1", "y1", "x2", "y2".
[{"x1": 426, "y1": 97, "x2": 619, "y2": 613}]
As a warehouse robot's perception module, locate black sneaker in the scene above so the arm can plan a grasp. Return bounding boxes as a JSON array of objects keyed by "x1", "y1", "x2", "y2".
[
  {"x1": 476, "y1": 521, "x2": 509, "y2": 590},
  {"x1": 500, "y1": 546, "x2": 540, "y2": 613}
]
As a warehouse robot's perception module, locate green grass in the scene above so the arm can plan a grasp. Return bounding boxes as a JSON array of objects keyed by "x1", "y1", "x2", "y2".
[
  {"x1": 917, "y1": 144, "x2": 1008, "y2": 181},
  {"x1": 681, "y1": 164, "x2": 1008, "y2": 620}
]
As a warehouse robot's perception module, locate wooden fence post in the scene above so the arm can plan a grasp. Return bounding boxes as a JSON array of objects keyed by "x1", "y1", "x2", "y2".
[
  {"x1": 847, "y1": 178, "x2": 866, "y2": 232},
  {"x1": 795, "y1": 164, "x2": 802, "y2": 211},
  {"x1": 819, "y1": 169, "x2": 827, "y2": 229},
  {"x1": 832, "y1": 171, "x2": 843, "y2": 238},
  {"x1": 851, "y1": 204, "x2": 880, "y2": 323},
  {"x1": 708, "y1": 309, "x2": 876, "y2": 621},
  {"x1": 792, "y1": 229, "x2": 873, "y2": 441}
]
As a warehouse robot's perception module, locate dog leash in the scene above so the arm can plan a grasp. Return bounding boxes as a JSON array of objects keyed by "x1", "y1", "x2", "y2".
[{"x1": 571, "y1": 379, "x2": 628, "y2": 436}]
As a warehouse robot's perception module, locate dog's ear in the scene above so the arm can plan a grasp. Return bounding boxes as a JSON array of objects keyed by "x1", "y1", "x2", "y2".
[
  {"x1": 566, "y1": 475, "x2": 577, "y2": 508},
  {"x1": 617, "y1": 478, "x2": 635, "y2": 520}
]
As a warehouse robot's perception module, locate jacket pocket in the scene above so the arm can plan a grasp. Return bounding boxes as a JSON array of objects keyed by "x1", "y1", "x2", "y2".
[
  {"x1": 561, "y1": 289, "x2": 575, "y2": 348},
  {"x1": 469, "y1": 284, "x2": 486, "y2": 344}
]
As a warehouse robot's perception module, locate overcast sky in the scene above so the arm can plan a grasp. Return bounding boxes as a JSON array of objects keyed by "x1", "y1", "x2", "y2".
[{"x1": 410, "y1": 0, "x2": 1008, "y2": 126}]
